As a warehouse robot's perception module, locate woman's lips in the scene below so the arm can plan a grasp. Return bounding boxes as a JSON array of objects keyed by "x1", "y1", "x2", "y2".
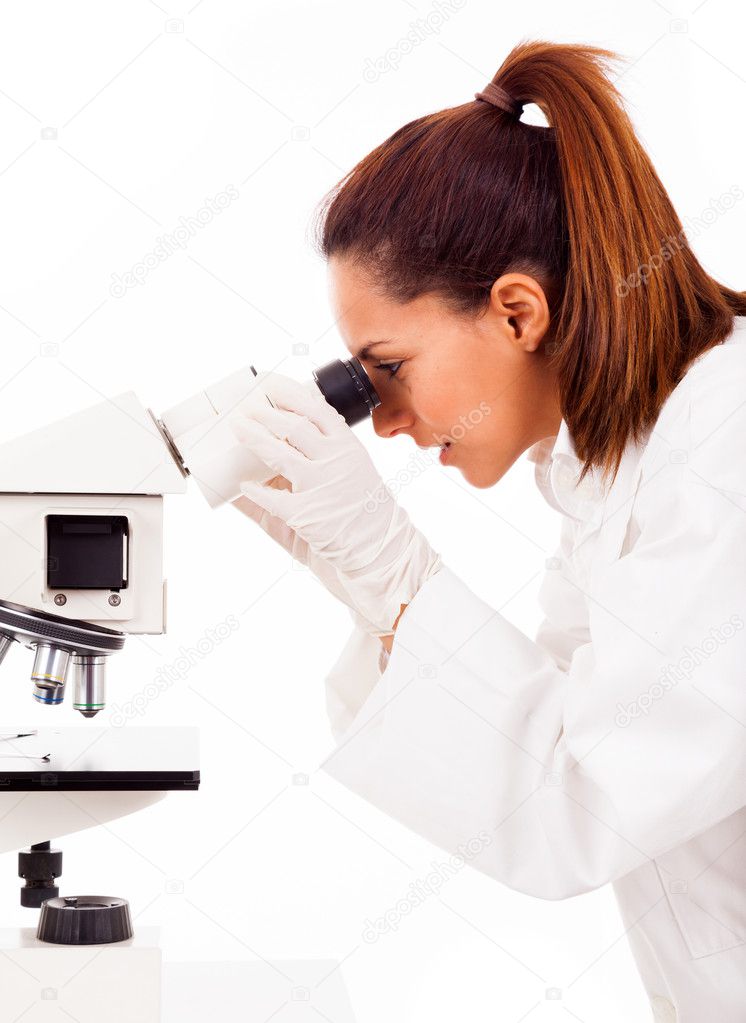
[{"x1": 439, "y1": 442, "x2": 452, "y2": 465}]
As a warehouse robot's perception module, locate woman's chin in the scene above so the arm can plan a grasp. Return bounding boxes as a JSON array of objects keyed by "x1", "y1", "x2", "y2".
[
  {"x1": 458, "y1": 457, "x2": 506, "y2": 489},
  {"x1": 459, "y1": 465, "x2": 495, "y2": 489}
]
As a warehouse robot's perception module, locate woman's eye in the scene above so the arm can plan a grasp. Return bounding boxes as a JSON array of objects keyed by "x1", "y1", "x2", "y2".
[{"x1": 376, "y1": 361, "x2": 402, "y2": 377}]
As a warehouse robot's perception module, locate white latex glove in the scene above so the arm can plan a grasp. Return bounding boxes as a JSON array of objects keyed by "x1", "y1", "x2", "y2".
[
  {"x1": 231, "y1": 476, "x2": 388, "y2": 635},
  {"x1": 228, "y1": 374, "x2": 442, "y2": 637}
]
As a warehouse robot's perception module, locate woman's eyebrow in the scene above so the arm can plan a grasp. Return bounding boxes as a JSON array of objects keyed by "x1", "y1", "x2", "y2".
[{"x1": 355, "y1": 339, "x2": 399, "y2": 360}]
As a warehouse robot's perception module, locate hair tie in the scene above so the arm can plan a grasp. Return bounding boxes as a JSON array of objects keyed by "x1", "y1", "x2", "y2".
[{"x1": 474, "y1": 82, "x2": 523, "y2": 119}]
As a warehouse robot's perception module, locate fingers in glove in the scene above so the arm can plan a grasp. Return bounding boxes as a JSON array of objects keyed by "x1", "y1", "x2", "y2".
[
  {"x1": 263, "y1": 373, "x2": 345, "y2": 436},
  {"x1": 232, "y1": 493, "x2": 310, "y2": 563},
  {"x1": 266, "y1": 474, "x2": 293, "y2": 491},
  {"x1": 231, "y1": 476, "x2": 290, "y2": 520},
  {"x1": 231, "y1": 492, "x2": 265, "y2": 526},
  {"x1": 239, "y1": 477, "x2": 294, "y2": 520},
  {"x1": 229, "y1": 415, "x2": 307, "y2": 482},
  {"x1": 246, "y1": 403, "x2": 328, "y2": 460}
]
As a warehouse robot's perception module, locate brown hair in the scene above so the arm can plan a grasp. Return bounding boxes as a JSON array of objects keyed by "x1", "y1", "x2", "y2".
[{"x1": 314, "y1": 40, "x2": 746, "y2": 486}]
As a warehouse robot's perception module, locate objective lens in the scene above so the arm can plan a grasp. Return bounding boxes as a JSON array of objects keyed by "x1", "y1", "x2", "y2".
[
  {"x1": 0, "y1": 634, "x2": 15, "y2": 667},
  {"x1": 72, "y1": 654, "x2": 106, "y2": 718},
  {"x1": 312, "y1": 357, "x2": 381, "y2": 426},
  {"x1": 31, "y1": 643, "x2": 71, "y2": 706}
]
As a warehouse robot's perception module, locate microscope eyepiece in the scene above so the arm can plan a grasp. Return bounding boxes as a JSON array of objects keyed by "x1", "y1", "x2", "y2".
[
  {"x1": 312, "y1": 356, "x2": 381, "y2": 427},
  {"x1": 158, "y1": 355, "x2": 383, "y2": 511}
]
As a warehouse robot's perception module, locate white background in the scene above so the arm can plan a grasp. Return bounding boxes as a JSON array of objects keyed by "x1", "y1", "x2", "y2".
[{"x1": 0, "y1": 1, "x2": 744, "y2": 1020}]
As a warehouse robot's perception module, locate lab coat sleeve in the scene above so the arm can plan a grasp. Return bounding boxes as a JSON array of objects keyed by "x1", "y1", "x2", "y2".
[
  {"x1": 324, "y1": 514, "x2": 583, "y2": 738},
  {"x1": 321, "y1": 396, "x2": 746, "y2": 900},
  {"x1": 324, "y1": 620, "x2": 390, "y2": 742}
]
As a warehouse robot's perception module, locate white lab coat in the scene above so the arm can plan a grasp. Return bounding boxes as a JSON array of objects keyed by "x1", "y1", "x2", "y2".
[{"x1": 321, "y1": 315, "x2": 746, "y2": 1022}]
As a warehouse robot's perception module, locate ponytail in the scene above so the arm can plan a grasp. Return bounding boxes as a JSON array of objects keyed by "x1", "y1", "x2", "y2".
[{"x1": 317, "y1": 40, "x2": 746, "y2": 485}]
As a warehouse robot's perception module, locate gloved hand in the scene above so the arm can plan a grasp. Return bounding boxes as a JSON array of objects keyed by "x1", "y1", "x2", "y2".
[
  {"x1": 228, "y1": 374, "x2": 442, "y2": 637},
  {"x1": 231, "y1": 476, "x2": 386, "y2": 635}
]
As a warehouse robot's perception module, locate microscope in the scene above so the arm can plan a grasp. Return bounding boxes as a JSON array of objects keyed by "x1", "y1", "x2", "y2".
[{"x1": 0, "y1": 357, "x2": 379, "y2": 1021}]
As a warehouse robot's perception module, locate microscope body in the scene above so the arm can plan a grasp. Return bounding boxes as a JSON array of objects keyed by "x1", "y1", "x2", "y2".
[
  {"x1": 0, "y1": 389, "x2": 187, "y2": 630},
  {"x1": 0, "y1": 390, "x2": 187, "y2": 715},
  {"x1": 0, "y1": 359, "x2": 378, "y2": 718}
]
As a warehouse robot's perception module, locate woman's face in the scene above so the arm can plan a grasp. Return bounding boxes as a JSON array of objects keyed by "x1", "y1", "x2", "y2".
[{"x1": 328, "y1": 256, "x2": 563, "y2": 488}]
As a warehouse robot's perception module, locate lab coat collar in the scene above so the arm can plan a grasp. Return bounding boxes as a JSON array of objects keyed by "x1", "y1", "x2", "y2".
[
  {"x1": 526, "y1": 417, "x2": 577, "y2": 465},
  {"x1": 526, "y1": 419, "x2": 605, "y2": 522}
]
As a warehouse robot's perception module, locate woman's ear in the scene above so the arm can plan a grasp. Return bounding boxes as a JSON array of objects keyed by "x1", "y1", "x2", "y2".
[{"x1": 488, "y1": 272, "x2": 551, "y2": 352}]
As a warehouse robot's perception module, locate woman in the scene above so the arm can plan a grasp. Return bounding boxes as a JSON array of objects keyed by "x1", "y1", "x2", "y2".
[{"x1": 231, "y1": 40, "x2": 746, "y2": 1022}]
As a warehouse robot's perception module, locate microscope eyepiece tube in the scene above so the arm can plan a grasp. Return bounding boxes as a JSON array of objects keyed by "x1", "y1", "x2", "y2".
[
  {"x1": 31, "y1": 643, "x2": 71, "y2": 706},
  {"x1": 158, "y1": 357, "x2": 382, "y2": 510}
]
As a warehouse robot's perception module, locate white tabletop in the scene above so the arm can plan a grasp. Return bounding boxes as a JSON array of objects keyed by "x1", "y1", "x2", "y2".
[{"x1": 162, "y1": 959, "x2": 357, "y2": 1022}]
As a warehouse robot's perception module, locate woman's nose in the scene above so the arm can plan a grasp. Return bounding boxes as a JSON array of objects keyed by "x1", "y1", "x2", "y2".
[{"x1": 371, "y1": 400, "x2": 415, "y2": 440}]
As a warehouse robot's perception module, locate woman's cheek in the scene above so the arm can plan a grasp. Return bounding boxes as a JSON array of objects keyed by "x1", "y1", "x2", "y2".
[{"x1": 420, "y1": 403, "x2": 461, "y2": 437}]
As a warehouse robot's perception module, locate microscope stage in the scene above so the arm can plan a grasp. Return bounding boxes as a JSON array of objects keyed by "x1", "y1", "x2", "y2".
[{"x1": 0, "y1": 726, "x2": 199, "y2": 790}]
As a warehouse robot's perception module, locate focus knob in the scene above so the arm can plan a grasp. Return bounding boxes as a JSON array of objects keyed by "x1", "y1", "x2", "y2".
[{"x1": 37, "y1": 896, "x2": 133, "y2": 944}]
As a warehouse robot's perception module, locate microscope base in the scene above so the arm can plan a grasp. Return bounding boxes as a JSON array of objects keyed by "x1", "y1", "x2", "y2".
[{"x1": 0, "y1": 925, "x2": 161, "y2": 1021}]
